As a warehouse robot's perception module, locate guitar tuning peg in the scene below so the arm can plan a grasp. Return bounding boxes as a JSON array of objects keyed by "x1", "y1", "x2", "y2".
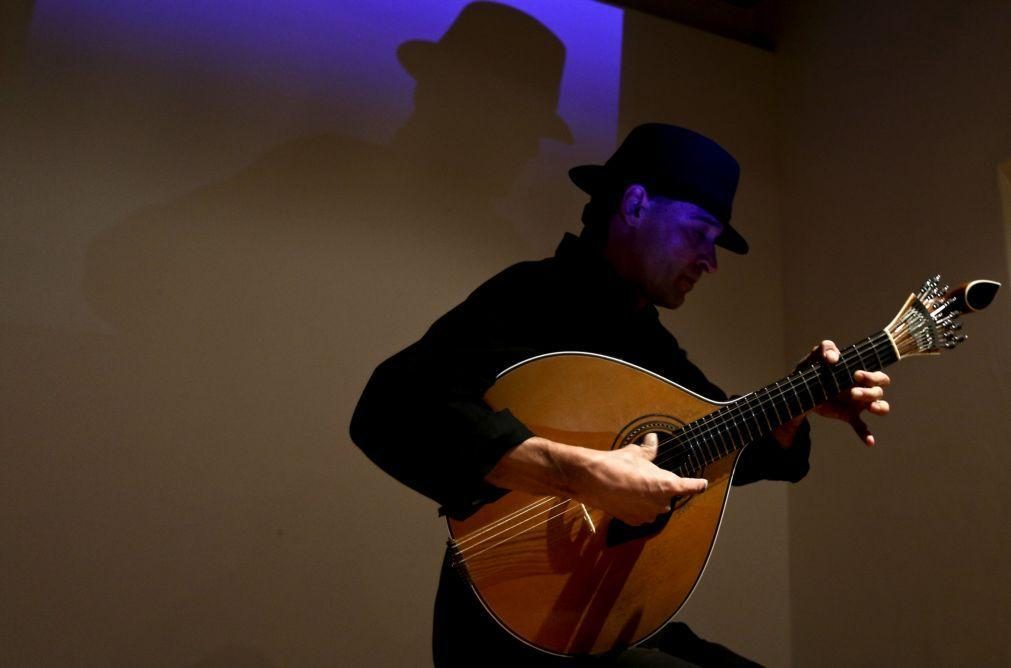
[{"x1": 919, "y1": 275, "x2": 941, "y2": 296}]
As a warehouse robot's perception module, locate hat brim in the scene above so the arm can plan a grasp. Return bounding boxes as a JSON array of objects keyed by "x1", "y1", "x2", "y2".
[
  {"x1": 568, "y1": 164, "x2": 610, "y2": 195},
  {"x1": 568, "y1": 164, "x2": 749, "y2": 255},
  {"x1": 397, "y1": 40, "x2": 440, "y2": 79},
  {"x1": 397, "y1": 40, "x2": 573, "y2": 144}
]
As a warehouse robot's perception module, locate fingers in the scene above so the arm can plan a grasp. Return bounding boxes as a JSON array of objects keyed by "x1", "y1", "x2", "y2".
[
  {"x1": 850, "y1": 385, "x2": 884, "y2": 401},
  {"x1": 802, "y1": 344, "x2": 893, "y2": 448},
  {"x1": 855, "y1": 369, "x2": 890, "y2": 387},
  {"x1": 637, "y1": 432, "x2": 659, "y2": 461},
  {"x1": 606, "y1": 432, "x2": 708, "y2": 525},
  {"x1": 848, "y1": 414, "x2": 874, "y2": 447},
  {"x1": 816, "y1": 339, "x2": 841, "y2": 364},
  {"x1": 867, "y1": 399, "x2": 889, "y2": 415},
  {"x1": 621, "y1": 474, "x2": 707, "y2": 525},
  {"x1": 797, "y1": 339, "x2": 839, "y2": 370},
  {"x1": 849, "y1": 374, "x2": 890, "y2": 415},
  {"x1": 669, "y1": 475, "x2": 708, "y2": 495},
  {"x1": 636, "y1": 433, "x2": 707, "y2": 495}
]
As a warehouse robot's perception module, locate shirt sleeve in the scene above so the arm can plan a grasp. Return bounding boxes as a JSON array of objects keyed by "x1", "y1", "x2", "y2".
[
  {"x1": 730, "y1": 417, "x2": 811, "y2": 485},
  {"x1": 349, "y1": 273, "x2": 539, "y2": 519}
]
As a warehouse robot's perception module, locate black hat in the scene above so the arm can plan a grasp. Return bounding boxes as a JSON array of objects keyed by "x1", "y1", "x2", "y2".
[
  {"x1": 569, "y1": 123, "x2": 748, "y2": 254},
  {"x1": 397, "y1": 2, "x2": 572, "y2": 144}
]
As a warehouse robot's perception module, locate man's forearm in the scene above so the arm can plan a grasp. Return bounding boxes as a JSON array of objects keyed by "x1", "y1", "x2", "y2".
[{"x1": 484, "y1": 436, "x2": 587, "y2": 499}]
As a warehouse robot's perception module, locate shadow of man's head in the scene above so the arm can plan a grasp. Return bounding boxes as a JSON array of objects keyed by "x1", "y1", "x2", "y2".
[{"x1": 392, "y1": 2, "x2": 572, "y2": 198}]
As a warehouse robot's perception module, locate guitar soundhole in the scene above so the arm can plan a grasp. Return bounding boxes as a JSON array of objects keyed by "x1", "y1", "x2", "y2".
[
  {"x1": 606, "y1": 418, "x2": 700, "y2": 548},
  {"x1": 619, "y1": 419, "x2": 701, "y2": 479}
]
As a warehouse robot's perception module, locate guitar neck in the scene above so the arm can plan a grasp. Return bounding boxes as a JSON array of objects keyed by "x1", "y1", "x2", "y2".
[{"x1": 659, "y1": 330, "x2": 898, "y2": 475}]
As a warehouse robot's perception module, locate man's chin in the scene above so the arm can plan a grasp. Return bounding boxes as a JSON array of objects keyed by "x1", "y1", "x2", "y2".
[{"x1": 656, "y1": 292, "x2": 686, "y2": 310}]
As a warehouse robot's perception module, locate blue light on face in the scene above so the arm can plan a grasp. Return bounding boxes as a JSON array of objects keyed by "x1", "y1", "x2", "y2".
[{"x1": 29, "y1": 1, "x2": 622, "y2": 147}]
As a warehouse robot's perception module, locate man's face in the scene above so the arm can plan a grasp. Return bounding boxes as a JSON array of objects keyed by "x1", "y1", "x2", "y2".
[{"x1": 628, "y1": 198, "x2": 722, "y2": 309}]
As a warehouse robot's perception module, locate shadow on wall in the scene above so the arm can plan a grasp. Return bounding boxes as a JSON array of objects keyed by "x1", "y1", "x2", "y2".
[
  {"x1": 85, "y1": 1, "x2": 573, "y2": 343},
  {"x1": 4, "y1": 3, "x2": 575, "y2": 665}
]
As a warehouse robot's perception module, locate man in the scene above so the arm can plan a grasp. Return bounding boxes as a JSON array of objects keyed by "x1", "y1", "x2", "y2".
[{"x1": 350, "y1": 124, "x2": 891, "y2": 666}]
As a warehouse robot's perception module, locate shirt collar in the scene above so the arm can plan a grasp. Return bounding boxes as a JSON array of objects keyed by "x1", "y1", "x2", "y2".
[{"x1": 554, "y1": 233, "x2": 658, "y2": 319}]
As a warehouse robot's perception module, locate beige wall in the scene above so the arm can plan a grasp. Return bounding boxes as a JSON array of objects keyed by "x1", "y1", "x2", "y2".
[{"x1": 778, "y1": 2, "x2": 1011, "y2": 666}]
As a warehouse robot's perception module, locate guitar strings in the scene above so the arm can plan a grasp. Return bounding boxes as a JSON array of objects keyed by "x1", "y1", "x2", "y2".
[
  {"x1": 453, "y1": 333, "x2": 906, "y2": 562},
  {"x1": 453, "y1": 333, "x2": 904, "y2": 561}
]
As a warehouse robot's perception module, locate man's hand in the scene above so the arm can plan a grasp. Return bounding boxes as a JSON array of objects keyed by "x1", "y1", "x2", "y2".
[
  {"x1": 792, "y1": 339, "x2": 891, "y2": 447},
  {"x1": 569, "y1": 432, "x2": 708, "y2": 526},
  {"x1": 485, "y1": 433, "x2": 707, "y2": 527}
]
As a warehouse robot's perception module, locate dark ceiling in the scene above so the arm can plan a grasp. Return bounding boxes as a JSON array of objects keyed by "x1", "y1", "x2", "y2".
[{"x1": 600, "y1": 0, "x2": 780, "y2": 50}]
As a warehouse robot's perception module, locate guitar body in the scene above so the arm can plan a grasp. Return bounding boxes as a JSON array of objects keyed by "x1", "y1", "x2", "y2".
[{"x1": 447, "y1": 352, "x2": 742, "y2": 657}]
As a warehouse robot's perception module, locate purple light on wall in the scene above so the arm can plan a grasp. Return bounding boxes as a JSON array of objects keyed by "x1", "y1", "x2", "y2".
[{"x1": 29, "y1": 1, "x2": 622, "y2": 146}]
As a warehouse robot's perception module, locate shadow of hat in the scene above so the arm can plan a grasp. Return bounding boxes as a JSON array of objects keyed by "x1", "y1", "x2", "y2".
[{"x1": 397, "y1": 2, "x2": 573, "y2": 144}]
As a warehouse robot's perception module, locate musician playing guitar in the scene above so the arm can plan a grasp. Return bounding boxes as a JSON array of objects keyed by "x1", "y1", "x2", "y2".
[{"x1": 350, "y1": 123, "x2": 892, "y2": 666}]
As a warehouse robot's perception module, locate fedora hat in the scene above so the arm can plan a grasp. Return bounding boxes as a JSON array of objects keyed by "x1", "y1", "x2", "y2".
[
  {"x1": 397, "y1": 2, "x2": 572, "y2": 144},
  {"x1": 570, "y1": 124, "x2": 748, "y2": 254}
]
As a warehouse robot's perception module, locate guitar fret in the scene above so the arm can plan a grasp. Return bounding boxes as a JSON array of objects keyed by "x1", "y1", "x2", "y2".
[
  {"x1": 772, "y1": 381, "x2": 787, "y2": 419},
  {"x1": 694, "y1": 426, "x2": 707, "y2": 467},
  {"x1": 769, "y1": 384, "x2": 785, "y2": 423},
  {"x1": 868, "y1": 336, "x2": 884, "y2": 370},
  {"x1": 783, "y1": 379, "x2": 802, "y2": 417},
  {"x1": 736, "y1": 414, "x2": 748, "y2": 443},
  {"x1": 800, "y1": 370, "x2": 817, "y2": 411},
  {"x1": 817, "y1": 374, "x2": 830, "y2": 402},
  {"x1": 826, "y1": 363, "x2": 842, "y2": 396},
  {"x1": 700, "y1": 427, "x2": 715, "y2": 464},
  {"x1": 726, "y1": 415, "x2": 743, "y2": 449},
  {"x1": 756, "y1": 392, "x2": 773, "y2": 432},
  {"x1": 714, "y1": 423, "x2": 728, "y2": 458},
  {"x1": 851, "y1": 343, "x2": 865, "y2": 374},
  {"x1": 741, "y1": 404, "x2": 757, "y2": 441}
]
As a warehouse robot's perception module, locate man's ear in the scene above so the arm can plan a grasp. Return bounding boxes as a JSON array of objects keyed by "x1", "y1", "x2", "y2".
[{"x1": 619, "y1": 184, "x2": 648, "y2": 227}]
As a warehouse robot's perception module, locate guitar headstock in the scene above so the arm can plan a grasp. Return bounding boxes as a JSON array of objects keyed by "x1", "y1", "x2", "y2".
[{"x1": 885, "y1": 275, "x2": 1001, "y2": 359}]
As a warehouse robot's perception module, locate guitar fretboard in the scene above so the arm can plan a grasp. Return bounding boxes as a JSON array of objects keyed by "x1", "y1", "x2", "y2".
[{"x1": 659, "y1": 330, "x2": 898, "y2": 474}]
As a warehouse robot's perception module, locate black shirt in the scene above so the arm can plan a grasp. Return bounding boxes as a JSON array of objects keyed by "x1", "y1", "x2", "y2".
[{"x1": 350, "y1": 233, "x2": 810, "y2": 519}]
